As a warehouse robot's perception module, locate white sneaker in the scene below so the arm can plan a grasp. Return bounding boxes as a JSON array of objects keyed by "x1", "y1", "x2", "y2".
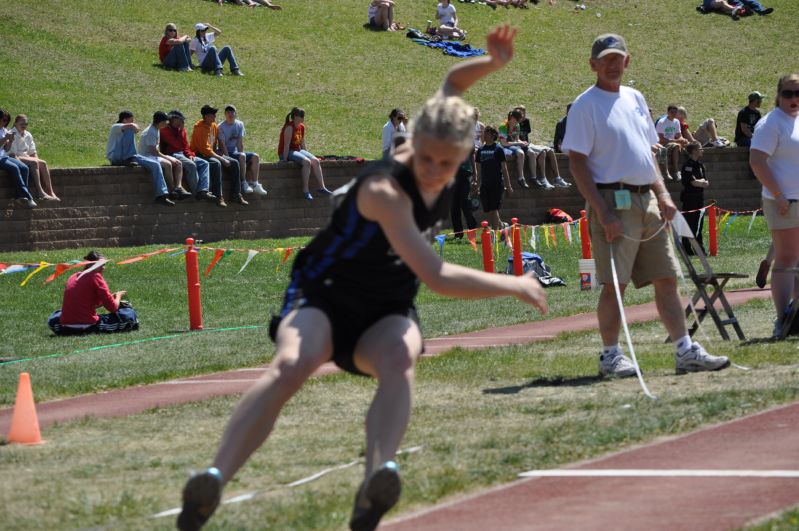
[
  {"x1": 674, "y1": 170, "x2": 682, "y2": 180},
  {"x1": 552, "y1": 177, "x2": 572, "y2": 187},
  {"x1": 675, "y1": 342, "x2": 730, "y2": 374},
  {"x1": 535, "y1": 177, "x2": 555, "y2": 190},
  {"x1": 251, "y1": 182, "x2": 268, "y2": 196},
  {"x1": 599, "y1": 351, "x2": 637, "y2": 378},
  {"x1": 711, "y1": 139, "x2": 726, "y2": 148},
  {"x1": 241, "y1": 181, "x2": 254, "y2": 194}
]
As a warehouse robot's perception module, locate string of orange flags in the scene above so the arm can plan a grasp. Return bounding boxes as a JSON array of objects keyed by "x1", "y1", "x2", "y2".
[
  {"x1": 0, "y1": 204, "x2": 767, "y2": 287},
  {"x1": 0, "y1": 243, "x2": 306, "y2": 287}
]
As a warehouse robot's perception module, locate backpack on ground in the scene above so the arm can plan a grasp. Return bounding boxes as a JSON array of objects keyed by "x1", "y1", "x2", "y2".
[{"x1": 505, "y1": 252, "x2": 566, "y2": 287}]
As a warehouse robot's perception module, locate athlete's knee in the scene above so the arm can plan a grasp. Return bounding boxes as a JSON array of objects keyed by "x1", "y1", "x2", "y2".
[
  {"x1": 374, "y1": 343, "x2": 419, "y2": 380},
  {"x1": 272, "y1": 352, "x2": 320, "y2": 390}
]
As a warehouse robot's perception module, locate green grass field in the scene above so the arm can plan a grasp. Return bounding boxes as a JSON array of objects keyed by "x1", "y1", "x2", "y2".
[
  {"x1": 1, "y1": 0, "x2": 795, "y2": 167},
  {"x1": 2, "y1": 1, "x2": 799, "y2": 528}
]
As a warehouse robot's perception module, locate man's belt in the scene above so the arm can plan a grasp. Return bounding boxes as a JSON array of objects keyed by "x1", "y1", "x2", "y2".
[{"x1": 596, "y1": 183, "x2": 651, "y2": 194}]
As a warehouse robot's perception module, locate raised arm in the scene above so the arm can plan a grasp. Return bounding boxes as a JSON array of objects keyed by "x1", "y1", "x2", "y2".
[{"x1": 440, "y1": 24, "x2": 516, "y2": 97}]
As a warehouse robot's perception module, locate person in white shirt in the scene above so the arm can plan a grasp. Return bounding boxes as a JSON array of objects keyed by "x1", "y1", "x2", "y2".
[
  {"x1": 655, "y1": 105, "x2": 688, "y2": 180},
  {"x1": 0, "y1": 109, "x2": 36, "y2": 208},
  {"x1": 437, "y1": 0, "x2": 458, "y2": 27},
  {"x1": 563, "y1": 33, "x2": 729, "y2": 378},
  {"x1": 749, "y1": 72, "x2": 799, "y2": 338},
  {"x1": 381, "y1": 108, "x2": 407, "y2": 158},
  {"x1": 8, "y1": 114, "x2": 58, "y2": 201},
  {"x1": 189, "y1": 23, "x2": 242, "y2": 77},
  {"x1": 218, "y1": 105, "x2": 267, "y2": 196}
]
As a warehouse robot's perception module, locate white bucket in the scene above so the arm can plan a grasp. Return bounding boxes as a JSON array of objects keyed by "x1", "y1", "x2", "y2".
[{"x1": 578, "y1": 258, "x2": 598, "y2": 291}]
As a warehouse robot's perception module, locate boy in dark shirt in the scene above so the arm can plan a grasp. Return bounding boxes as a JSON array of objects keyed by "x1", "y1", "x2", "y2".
[
  {"x1": 680, "y1": 141, "x2": 710, "y2": 254},
  {"x1": 475, "y1": 125, "x2": 512, "y2": 230},
  {"x1": 734, "y1": 91, "x2": 762, "y2": 147}
]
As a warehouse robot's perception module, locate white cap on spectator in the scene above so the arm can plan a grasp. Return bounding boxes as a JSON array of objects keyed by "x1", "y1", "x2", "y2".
[{"x1": 195, "y1": 23, "x2": 209, "y2": 31}]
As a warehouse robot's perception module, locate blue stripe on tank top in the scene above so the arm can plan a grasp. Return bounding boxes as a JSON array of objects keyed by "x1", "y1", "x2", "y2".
[{"x1": 301, "y1": 198, "x2": 371, "y2": 281}]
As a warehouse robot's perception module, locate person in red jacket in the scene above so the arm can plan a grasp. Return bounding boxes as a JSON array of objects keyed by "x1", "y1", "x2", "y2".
[{"x1": 47, "y1": 251, "x2": 139, "y2": 335}]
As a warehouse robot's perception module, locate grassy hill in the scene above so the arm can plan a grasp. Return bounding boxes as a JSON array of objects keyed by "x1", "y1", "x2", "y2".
[{"x1": 0, "y1": 0, "x2": 793, "y2": 167}]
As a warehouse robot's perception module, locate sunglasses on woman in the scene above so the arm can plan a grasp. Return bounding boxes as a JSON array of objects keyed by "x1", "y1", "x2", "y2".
[{"x1": 780, "y1": 89, "x2": 799, "y2": 99}]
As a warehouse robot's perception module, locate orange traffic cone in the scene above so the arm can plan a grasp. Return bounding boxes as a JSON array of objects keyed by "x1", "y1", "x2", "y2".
[{"x1": 7, "y1": 372, "x2": 45, "y2": 445}]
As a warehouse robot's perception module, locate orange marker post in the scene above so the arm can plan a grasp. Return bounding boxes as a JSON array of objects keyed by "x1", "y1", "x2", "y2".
[
  {"x1": 708, "y1": 207, "x2": 718, "y2": 257},
  {"x1": 511, "y1": 217, "x2": 523, "y2": 276},
  {"x1": 579, "y1": 209, "x2": 591, "y2": 259},
  {"x1": 480, "y1": 221, "x2": 494, "y2": 273},
  {"x1": 185, "y1": 238, "x2": 203, "y2": 330}
]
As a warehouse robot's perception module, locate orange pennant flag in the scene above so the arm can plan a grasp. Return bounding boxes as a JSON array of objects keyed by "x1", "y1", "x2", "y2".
[
  {"x1": 550, "y1": 225, "x2": 557, "y2": 247},
  {"x1": 281, "y1": 248, "x2": 294, "y2": 265},
  {"x1": 466, "y1": 229, "x2": 478, "y2": 252},
  {"x1": 204, "y1": 249, "x2": 226, "y2": 277},
  {"x1": 44, "y1": 261, "x2": 90, "y2": 284}
]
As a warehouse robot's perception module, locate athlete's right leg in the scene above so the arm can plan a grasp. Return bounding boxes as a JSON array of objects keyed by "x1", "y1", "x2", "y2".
[{"x1": 211, "y1": 307, "x2": 333, "y2": 481}]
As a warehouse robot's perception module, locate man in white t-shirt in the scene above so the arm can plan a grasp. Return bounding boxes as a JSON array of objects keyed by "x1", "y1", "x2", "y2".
[
  {"x1": 436, "y1": 1, "x2": 458, "y2": 27},
  {"x1": 381, "y1": 108, "x2": 407, "y2": 159},
  {"x1": 562, "y1": 33, "x2": 729, "y2": 378},
  {"x1": 655, "y1": 104, "x2": 688, "y2": 180}
]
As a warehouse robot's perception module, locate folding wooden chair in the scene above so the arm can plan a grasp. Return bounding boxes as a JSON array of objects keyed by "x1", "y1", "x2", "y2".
[{"x1": 670, "y1": 234, "x2": 748, "y2": 341}]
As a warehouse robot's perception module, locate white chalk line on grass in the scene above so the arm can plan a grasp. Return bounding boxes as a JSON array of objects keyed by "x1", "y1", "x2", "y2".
[
  {"x1": 152, "y1": 445, "x2": 424, "y2": 519},
  {"x1": 518, "y1": 469, "x2": 799, "y2": 479}
]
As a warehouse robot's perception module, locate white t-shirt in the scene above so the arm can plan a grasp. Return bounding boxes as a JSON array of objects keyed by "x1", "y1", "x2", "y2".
[
  {"x1": 189, "y1": 32, "x2": 216, "y2": 64},
  {"x1": 655, "y1": 116, "x2": 681, "y2": 141},
  {"x1": 381, "y1": 120, "x2": 405, "y2": 153},
  {"x1": 474, "y1": 121, "x2": 485, "y2": 149},
  {"x1": 561, "y1": 85, "x2": 659, "y2": 185},
  {"x1": 8, "y1": 128, "x2": 37, "y2": 157},
  {"x1": 437, "y1": 3, "x2": 457, "y2": 26},
  {"x1": 138, "y1": 124, "x2": 161, "y2": 160},
  {"x1": 751, "y1": 108, "x2": 799, "y2": 201}
]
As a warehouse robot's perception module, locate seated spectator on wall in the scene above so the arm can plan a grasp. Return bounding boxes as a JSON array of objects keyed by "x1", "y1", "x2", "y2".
[
  {"x1": 655, "y1": 104, "x2": 688, "y2": 180},
  {"x1": 159, "y1": 23, "x2": 193, "y2": 72},
  {"x1": 7, "y1": 114, "x2": 59, "y2": 201},
  {"x1": 473, "y1": 107, "x2": 485, "y2": 151},
  {"x1": 735, "y1": 91, "x2": 763, "y2": 147},
  {"x1": 0, "y1": 108, "x2": 35, "y2": 208},
  {"x1": 105, "y1": 110, "x2": 175, "y2": 206},
  {"x1": 278, "y1": 107, "x2": 331, "y2": 201},
  {"x1": 675, "y1": 106, "x2": 729, "y2": 148},
  {"x1": 219, "y1": 105, "x2": 267, "y2": 197},
  {"x1": 553, "y1": 103, "x2": 571, "y2": 153},
  {"x1": 368, "y1": 0, "x2": 397, "y2": 31},
  {"x1": 498, "y1": 110, "x2": 529, "y2": 188},
  {"x1": 189, "y1": 23, "x2": 242, "y2": 77},
  {"x1": 160, "y1": 110, "x2": 217, "y2": 202},
  {"x1": 48, "y1": 251, "x2": 139, "y2": 336},
  {"x1": 139, "y1": 111, "x2": 193, "y2": 203},
  {"x1": 514, "y1": 105, "x2": 571, "y2": 188},
  {"x1": 381, "y1": 108, "x2": 407, "y2": 159},
  {"x1": 190, "y1": 104, "x2": 247, "y2": 207}
]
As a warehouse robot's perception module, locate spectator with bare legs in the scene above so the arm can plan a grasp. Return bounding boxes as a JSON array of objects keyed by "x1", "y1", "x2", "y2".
[
  {"x1": 514, "y1": 105, "x2": 571, "y2": 188},
  {"x1": 498, "y1": 110, "x2": 529, "y2": 188},
  {"x1": 675, "y1": 106, "x2": 728, "y2": 148},
  {"x1": 278, "y1": 107, "x2": 331, "y2": 201},
  {"x1": 8, "y1": 114, "x2": 59, "y2": 201},
  {"x1": 368, "y1": 0, "x2": 397, "y2": 30},
  {"x1": 0, "y1": 108, "x2": 35, "y2": 208},
  {"x1": 656, "y1": 104, "x2": 689, "y2": 180}
]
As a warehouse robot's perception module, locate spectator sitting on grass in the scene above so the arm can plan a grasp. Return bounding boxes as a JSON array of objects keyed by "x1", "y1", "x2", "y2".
[
  {"x1": 47, "y1": 250, "x2": 139, "y2": 336},
  {"x1": 368, "y1": 0, "x2": 397, "y2": 30},
  {"x1": 190, "y1": 104, "x2": 248, "y2": 207},
  {"x1": 8, "y1": 114, "x2": 59, "y2": 201},
  {"x1": 139, "y1": 111, "x2": 193, "y2": 204},
  {"x1": 0, "y1": 108, "x2": 35, "y2": 209},
  {"x1": 218, "y1": 104, "x2": 267, "y2": 197},
  {"x1": 220, "y1": 0, "x2": 282, "y2": 7},
  {"x1": 732, "y1": 0, "x2": 774, "y2": 15},
  {"x1": 553, "y1": 103, "x2": 571, "y2": 153},
  {"x1": 428, "y1": 0, "x2": 466, "y2": 39},
  {"x1": 735, "y1": 91, "x2": 763, "y2": 147},
  {"x1": 189, "y1": 22, "x2": 243, "y2": 77},
  {"x1": 278, "y1": 107, "x2": 332, "y2": 201},
  {"x1": 160, "y1": 110, "x2": 217, "y2": 203},
  {"x1": 655, "y1": 104, "x2": 688, "y2": 180},
  {"x1": 675, "y1": 106, "x2": 728, "y2": 148},
  {"x1": 698, "y1": 0, "x2": 745, "y2": 19},
  {"x1": 105, "y1": 110, "x2": 175, "y2": 206},
  {"x1": 381, "y1": 108, "x2": 407, "y2": 159},
  {"x1": 159, "y1": 23, "x2": 193, "y2": 72}
]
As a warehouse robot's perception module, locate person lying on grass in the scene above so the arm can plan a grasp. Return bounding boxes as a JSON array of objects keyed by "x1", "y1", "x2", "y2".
[{"x1": 176, "y1": 23, "x2": 547, "y2": 531}]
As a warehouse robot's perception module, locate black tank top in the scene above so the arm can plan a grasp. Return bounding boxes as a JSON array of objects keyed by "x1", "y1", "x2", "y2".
[{"x1": 288, "y1": 158, "x2": 453, "y2": 307}]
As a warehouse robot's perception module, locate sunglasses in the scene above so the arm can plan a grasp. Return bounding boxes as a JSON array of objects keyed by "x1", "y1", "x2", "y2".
[
  {"x1": 780, "y1": 89, "x2": 799, "y2": 99},
  {"x1": 167, "y1": 28, "x2": 177, "y2": 33}
]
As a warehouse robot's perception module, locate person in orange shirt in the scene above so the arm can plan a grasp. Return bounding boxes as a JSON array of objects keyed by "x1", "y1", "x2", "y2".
[
  {"x1": 189, "y1": 105, "x2": 247, "y2": 207},
  {"x1": 278, "y1": 107, "x2": 331, "y2": 201}
]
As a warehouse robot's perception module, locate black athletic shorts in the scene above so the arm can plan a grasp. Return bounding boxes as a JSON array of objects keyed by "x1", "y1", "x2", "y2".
[
  {"x1": 480, "y1": 183, "x2": 503, "y2": 212},
  {"x1": 269, "y1": 293, "x2": 422, "y2": 377}
]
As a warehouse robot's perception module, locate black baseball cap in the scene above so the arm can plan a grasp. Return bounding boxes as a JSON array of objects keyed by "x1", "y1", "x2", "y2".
[
  {"x1": 153, "y1": 111, "x2": 169, "y2": 124},
  {"x1": 591, "y1": 34, "x2": 628, "y2": 59},
  {"x1": 200, "y1": 104, "x2": 218, "y2": 117}
]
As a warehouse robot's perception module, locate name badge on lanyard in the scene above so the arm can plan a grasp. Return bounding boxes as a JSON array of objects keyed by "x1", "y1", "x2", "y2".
[{"x1": 614, "y1": 189, "x2": 632, "y2": 210}]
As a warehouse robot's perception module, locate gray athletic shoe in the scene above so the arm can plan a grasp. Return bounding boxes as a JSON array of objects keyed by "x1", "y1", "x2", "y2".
[
  {"x1": 349, "y1": 461, "x2": 402, "y2": 531},
  {"x1": 675, "y1": 342, "x2": 730, "y2": 375},
  {"x1": 599, "y1": 351, "x2": 637, "y2": 378},
  {"x1": 177, "y1": 467, "x2": 223, "y2": 531}
]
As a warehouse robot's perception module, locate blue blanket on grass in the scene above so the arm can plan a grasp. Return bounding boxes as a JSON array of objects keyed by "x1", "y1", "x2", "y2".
[{"x1": 411, "y1": 39, "x2": 486, "y2": 57}]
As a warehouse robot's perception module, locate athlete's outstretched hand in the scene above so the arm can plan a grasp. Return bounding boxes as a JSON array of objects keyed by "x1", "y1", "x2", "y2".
[
  {"x1": 516, "y1": 272, "x2": 548, "y2": 314},
  {"x1": 486, "y1": 24, "x2": 517, "y2": 67}
]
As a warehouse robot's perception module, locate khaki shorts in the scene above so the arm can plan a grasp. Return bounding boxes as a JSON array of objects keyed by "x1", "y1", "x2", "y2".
[
  {"x1": 763, "y1": 198, "x2": 799, "y2": 230},
  {"x1": 587, "y1": 189, "x2": 680, "y2": 288}
]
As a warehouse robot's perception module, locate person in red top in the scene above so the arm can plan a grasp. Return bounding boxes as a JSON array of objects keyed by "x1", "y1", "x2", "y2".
[
  {"x1": 47, "y1": 251, "x2": 139, "y2": 335},
  {"x1": 160, "y1": 110, "x2": 217, "y2": 202},
  {"x1": 278, "y1": 107, "x2": 332, "y2": 201},
  {"x1": 159, "y1": 23, "x2": 193, "y2": 72}
]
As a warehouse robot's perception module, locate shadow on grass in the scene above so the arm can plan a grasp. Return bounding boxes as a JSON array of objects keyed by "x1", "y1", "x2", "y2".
[
  {"x1": 483, "y1": 375, "x2": 603, "y2": 395},
  {"x1": 739, "y1": 336, "x2": 799, "y2": 346}
]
